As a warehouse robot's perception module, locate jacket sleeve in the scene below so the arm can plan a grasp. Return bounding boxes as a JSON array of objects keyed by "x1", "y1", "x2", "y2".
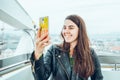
[
  {"x1": 90, "y1": 48, "x2": 103, "y2": 80},
  {"x1": 30, "y1": 46, "x2": 54, "y2": 80}
]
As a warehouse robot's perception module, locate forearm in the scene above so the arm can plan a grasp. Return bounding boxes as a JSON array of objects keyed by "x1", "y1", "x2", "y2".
[
  {"x1": 34, "y1": 56, "x2": 48, "y2": 80},
  {"x1": 30, "y1": 51, "x2": 51, "y2": 80}
]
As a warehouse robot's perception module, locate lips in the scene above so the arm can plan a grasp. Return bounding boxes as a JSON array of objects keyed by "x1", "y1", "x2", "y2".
[
  {"x1": 65, "y1": 35, "x2": 70, "y2": 37},
  {"x1": 64, "y1": 35, "x2": 72, "y2": 39},
  {"x1": 65, "y1": 35, "x2": 72, "y2": 37}
]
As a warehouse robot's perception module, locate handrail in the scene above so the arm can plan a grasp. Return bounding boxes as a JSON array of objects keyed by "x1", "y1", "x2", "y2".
[
  {"x1": 98, "y1": 55, "x2": 120, "y2": 64},
  {"x1": 0, "y1": 60, "x2": 30, "y2": 75},
  {"x1": 98, "y1": 55, "x2": 120, "y2": 70}
]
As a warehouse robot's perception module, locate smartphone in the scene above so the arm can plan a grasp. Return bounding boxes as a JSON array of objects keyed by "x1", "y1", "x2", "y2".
[{"x1": 39, "y1": 16, "x2": 49, "y2": 36}]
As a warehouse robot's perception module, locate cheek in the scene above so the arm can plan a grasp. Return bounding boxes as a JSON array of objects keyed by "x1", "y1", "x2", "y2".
[{"x1": 73, "y1": 31, "x2": 79, "y2": 37}]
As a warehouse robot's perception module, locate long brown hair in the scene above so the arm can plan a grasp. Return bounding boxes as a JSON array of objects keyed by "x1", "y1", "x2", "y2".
[{"x1": 61, "y1": 15, "x2": 94, "y2": 78}]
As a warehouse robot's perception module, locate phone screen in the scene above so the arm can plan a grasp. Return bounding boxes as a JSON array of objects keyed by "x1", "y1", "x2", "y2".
[{"x1": 39, "y1": 16, "x2": 49, "y2": 36}]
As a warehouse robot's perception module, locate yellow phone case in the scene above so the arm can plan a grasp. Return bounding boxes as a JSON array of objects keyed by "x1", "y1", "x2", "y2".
[{"x1": 39, "y1": 16, "x2": 49, "y2": 36}]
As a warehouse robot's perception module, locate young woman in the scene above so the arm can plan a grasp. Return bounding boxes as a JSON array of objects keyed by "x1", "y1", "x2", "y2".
[{"x1": 30, "y1": 15, "x2": 103, "y2": 80}]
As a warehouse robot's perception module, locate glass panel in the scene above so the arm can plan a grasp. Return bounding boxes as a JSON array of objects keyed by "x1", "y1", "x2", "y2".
[{"x1": 0, "y1": 20, "x2": 34, "y2": 69}]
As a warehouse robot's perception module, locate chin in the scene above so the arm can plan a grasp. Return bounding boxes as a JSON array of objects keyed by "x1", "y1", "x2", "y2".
[{"x1": 65, "y1": 40, "x2": 72, "y2": 43}]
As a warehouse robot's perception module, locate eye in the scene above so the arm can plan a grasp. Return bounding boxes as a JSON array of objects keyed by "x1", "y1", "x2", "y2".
[{"x1": 69, "y1": 25, "x2": 74, "y2": 29}]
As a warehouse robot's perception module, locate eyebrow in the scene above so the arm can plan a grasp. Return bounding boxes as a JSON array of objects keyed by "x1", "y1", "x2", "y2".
[
  {"x1": 64, "y1": 25, "x2": 75, "y2": 28},
  {"x1": 68, "y1": 25, "x2": 75, "y2": 28}
]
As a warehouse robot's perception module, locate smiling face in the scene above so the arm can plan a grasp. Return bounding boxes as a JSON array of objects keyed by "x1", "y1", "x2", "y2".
[{"x1": 62, "y1": 19, "x2": 79, "y2": 45}]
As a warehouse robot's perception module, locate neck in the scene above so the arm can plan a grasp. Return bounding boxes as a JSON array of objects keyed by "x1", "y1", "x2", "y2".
[
  {"x1": 69, "y1": 41, "x2": 77, "y2": 57},
  {"x1": 70, "y1": 49, "x2": 74, "y2": 57}
]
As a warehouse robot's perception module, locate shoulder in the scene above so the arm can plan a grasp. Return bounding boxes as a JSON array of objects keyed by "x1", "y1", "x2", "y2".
[
  {"x1": 90, "y1": 47, "x2": 99, "y2": 61},
  {"x1": 90, "y1": 47, "x2": 101, "y2": 66},
  {"x1": 90, "y1": 47, "x2": 97, "y2": 56},
  {"x1": 48, "y1": 44, "x2": 61, "y2": 50},
  {"x1": 90, "y1": 47, "x2": 95, "y2": 54},
  {"x1": 47, "y1": 44, "x2": 63, "y2": 53}
]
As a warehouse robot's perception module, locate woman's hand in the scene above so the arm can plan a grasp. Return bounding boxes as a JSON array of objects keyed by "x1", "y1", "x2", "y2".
[{"x1": 34, "y1": 29, "x2": 50, "y2": 60}]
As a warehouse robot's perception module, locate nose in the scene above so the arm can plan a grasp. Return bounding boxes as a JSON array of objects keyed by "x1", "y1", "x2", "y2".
[{"x1": 64, "y1": 28, "x2": 70, "y2": 34}]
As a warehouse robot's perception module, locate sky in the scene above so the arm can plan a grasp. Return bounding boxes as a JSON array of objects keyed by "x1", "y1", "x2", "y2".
[{"x1": 18, "y1": 0, "x2": 120, "y2": 35}]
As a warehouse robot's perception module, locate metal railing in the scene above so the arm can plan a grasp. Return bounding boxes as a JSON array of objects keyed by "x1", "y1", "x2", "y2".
[{"x1": 98, "y1": 55, "x2": 120, "y2": 70}]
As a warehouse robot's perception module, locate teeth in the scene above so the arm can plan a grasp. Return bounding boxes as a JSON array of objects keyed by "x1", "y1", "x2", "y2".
[
  {"x1": 65, "y1": 35, "x2": 69, "y2": 37},
  {"x1": 65, "y1": 35, "x2": 71, "y2": 38},
  {"x1": 64, "y1": 34, "x2": 72, "y2": 38}
]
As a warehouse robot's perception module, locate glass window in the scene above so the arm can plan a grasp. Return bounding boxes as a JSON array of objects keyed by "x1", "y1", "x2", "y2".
[{"x1": 0, "y1": 20, "x2": 34, "y2": 72}]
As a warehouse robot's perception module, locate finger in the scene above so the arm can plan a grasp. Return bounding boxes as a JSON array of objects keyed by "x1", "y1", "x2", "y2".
[
  {"x1": 37, "y1": 36, "x2": 50, "y2": 47},
  {"x1": 40, "y1": 32, "x2": 49, "y2": 41},
  {"x1": 41, "y1": 41, "x2": 51, "y2": 48},
  {"x1": 36, "y1": 28, "x2": 41, "y2": 38},
  {"x1": 36, "y1": 38, "x2": 42, "y2": 45},
  {"x1": 36, "y1": 33, "x2": 49, "y2": 45},
  {"x1": 41, "y1": 36, "x2": 50, "y2": 43},
  {"x1": 44, "y1": 40, "x2": 51, "y2": 45}
]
